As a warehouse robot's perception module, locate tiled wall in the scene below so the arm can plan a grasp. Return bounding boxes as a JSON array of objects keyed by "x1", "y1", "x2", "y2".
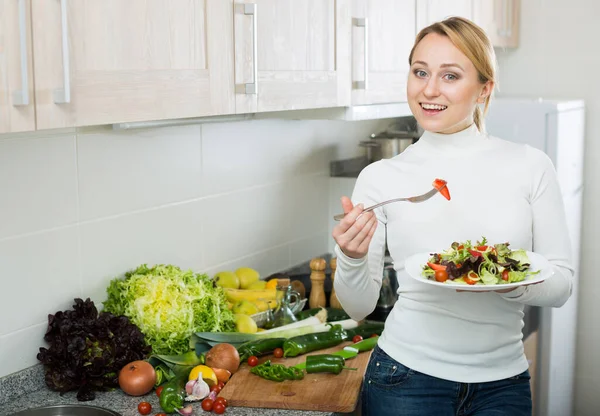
[{"x1": 0, "y1": 117, "x2": 388, "y2": 378}]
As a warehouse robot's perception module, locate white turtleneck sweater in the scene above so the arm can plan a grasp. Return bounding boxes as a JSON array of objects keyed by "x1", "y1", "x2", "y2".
[{"x1": 333, "y1": 124, "x2": 574, "y2": 383}]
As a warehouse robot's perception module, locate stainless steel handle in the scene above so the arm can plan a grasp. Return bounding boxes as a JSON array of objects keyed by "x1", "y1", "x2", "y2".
[
  {"x1": 53, "y1": 0, "x2": 71, "y2": 104},
  {"x1": 236, "y1": 3, "x2": 258, "y2": 95},
  {"x1": 353, "y1": 17, "x2": 368, "y2": 90},
  {"x1": 505, "y1": 0, "x2": 513, "y2": 37},
  {"x1": 12, "y1": 0, "x2": 29, "y2": 106}
]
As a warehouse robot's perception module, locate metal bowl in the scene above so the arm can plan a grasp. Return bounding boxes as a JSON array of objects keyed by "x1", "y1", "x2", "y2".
[{"x1": 9, "y1": 405, "x2": 121, "y2": 416}]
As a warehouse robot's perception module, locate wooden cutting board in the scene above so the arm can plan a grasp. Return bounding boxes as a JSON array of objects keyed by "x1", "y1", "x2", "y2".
[{"x1": 218, "y1": 341, "x2": 372, "y2": 413}]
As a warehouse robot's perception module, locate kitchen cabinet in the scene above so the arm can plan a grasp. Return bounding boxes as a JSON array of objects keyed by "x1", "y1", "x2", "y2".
[
  {"x1": 0, "y1": 0, "x2": 36, "y2": 133},
  {"x1": 473, "y1": 0, "x2": 519, "y2": 48},
  {"x1": 233, "y1": 0, "x2": 351, "y2": 114},
  {"x1": 30, "y1": 0, "x2": 235, "y2": 130},
  {"x1": 350, "y1": 0, "x2": 416, "y2": 106},
  {"x1": 416, "y1": 0, "x2": 474, "y2": 32}
]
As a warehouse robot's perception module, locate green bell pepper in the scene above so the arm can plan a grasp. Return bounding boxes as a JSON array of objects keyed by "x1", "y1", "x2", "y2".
[{"x1": 158, "y1": 365, "x2": 191, "y2": 414}]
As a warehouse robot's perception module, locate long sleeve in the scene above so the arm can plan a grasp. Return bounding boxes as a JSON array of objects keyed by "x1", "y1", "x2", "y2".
[
  {"x1": 499, "y1": 148, "x2": 574, "y2": 307},
  {"x1": 333, "y1": 164, "x2": 387, "y2": 321}
]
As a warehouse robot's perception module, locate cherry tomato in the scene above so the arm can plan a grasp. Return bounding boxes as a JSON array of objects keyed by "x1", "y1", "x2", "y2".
[
  {"x1": 215, "y1": 397, "x2": 228, "y2": 408},
  {"x1": 465, "y1": 272, "x2": 478, "y2": 285},
  {"x1": 210, "y1": 384, "x2": 221, "y2": 394},
  {"x1": 273, "y1": 348, "x2": 284, "y2": 358},
  {"x1": 201, "y1": 398, "x2": 214, "y2": 411},
  {"x1": 247, "y1": 356, "x2": 259, "y2": 367},
  {"x1": 155, "y1": 414, "x2": 166, "y2": 416},
  {"x1": 370, "y1": 334, "x2": 379, "y2": 338},
  {"x1": 434, "y1": 269, "x2": 448, "y2": 283},
  {"x1": 213, "y1": 402, "x2": 226, "y2": 414},
  {"x1": 477, "y1": 245, "x2": 488, "y2": 251},
  {"x1": 502, "y1": 269, "x2": 510, "y2": 281},
  {"x1": 155, "y1": 386, "x2": 163, "y2": 398},
  {"x1": 352, "y1": 335, "x2": 363, "y2": 343},
  {"x1": 217, "y1": 381, "x2": 226, "y2": 390},
  {"x1": 137, "y1": 402, "x2": 152, "y2": 415}
]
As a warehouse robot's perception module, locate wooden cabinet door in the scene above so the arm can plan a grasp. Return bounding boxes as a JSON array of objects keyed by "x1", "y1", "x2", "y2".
[
  {"x1": 31, "y1": 0, "x2": 235, "y2": 129},
  {"x1": 351, "y1": 0, "x2": 416, "y2": 105},
  {"x1": 416, "y1": 0, "x2": 474, "y2": 32},
  {"x1": 0, "y1": 0, "x2": 36, "y2": 133},
  {"x1": 473, "y1": 0, "x2": 519, "y2": 48},
  {"x1": 234, "y1": 0, "x2": 351, "y2": 114}
]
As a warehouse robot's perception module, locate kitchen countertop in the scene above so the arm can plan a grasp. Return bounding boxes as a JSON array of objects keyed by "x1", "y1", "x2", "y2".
[{"x1": 2, "y1": 388, "x2": 336, "y2": 416}]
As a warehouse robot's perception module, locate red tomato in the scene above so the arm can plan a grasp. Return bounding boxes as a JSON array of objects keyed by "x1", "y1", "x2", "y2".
[
  {"x1": 352, "y1": 335, "x2": 363, "y2": 343},
  {"x1": 217, "y1": 381, "x2": 226, "y2": 390},
  {"x1": 273, "y1": 348, "x2": 284, "y2": 358},
  {"x1": 215, "y1": 397, "x2": 228, "y2": 408},
  {"x1": 502, "y1": 269, "x2": 510, "y2": 281},
  {"x1": 210, "y1": 385, "x2": 221, "y2": 394},
  {"x1": 155, "y1": 414, "x2": 166, "y2": 416},
  {"x1": 137, "y1": 402, "x2": 152, "y2": 415},
  {"x1": 247, "y1": 356, "x2": 259, "y2": 367},
  {"x1": 370, "y1": 334, "x2": 379, "y2": 338},
  {"x1": 155, "y1": 386, "x2": 163, "y2": 398},
  {"x1": 434, "y1": 269, "x2": 448, "y2": 282},
  {"x1": 432, "y1": 179, "x2": 451, "y2": 200},
  {"x1": 201, "y1": 398, "x2": 214, "y2": 411},
  {"x1": 457, "y1": 245, "x2": 464, "y2": 250},
  {"x1": 468, "y1": 249, "x2": 482, "y2": 258},
  {"x1": 213, "y1": 402, "x2": 226, "y2": 414},
  {"x1": 477, "y1": 245, "x2": 488, "y2": 251},
  {"x1": 464, "y1": 272, "x2": 478, "y2": 285}
]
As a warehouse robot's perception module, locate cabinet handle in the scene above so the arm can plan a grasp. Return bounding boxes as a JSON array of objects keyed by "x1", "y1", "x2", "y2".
[
  {"x1": 353, "y1": 17, "x2": 368, "y2": 90},
  {"x1": 12, "y1": 0, "x2": 29, "y2": 106},
  {"x1": 236, "y1": 3, "x2": 258, "y2": 95},
  {"x1": 505, "y1": 0, "x2": 513, "y2": 37},
  {"x1": 53, "y1": 0, "x2": 71, "y2": 104}
]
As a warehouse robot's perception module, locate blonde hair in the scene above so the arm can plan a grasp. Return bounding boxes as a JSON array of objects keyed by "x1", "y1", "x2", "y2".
[{"x1": 408, "y1": 17, "x2": 497, "y2": 132}]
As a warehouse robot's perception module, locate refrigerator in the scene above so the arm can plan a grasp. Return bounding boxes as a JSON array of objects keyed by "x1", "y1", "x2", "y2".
[{"x1": 485, "y1": 97, "x2": 585, "y2": 416}]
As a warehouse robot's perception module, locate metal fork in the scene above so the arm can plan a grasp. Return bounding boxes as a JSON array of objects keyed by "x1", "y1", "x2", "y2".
[{"x1": 333, "y1": 186, "x2": 443, "y2": 221}]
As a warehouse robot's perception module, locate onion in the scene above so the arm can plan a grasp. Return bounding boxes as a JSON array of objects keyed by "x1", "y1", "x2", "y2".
[
  {"x1": 205, "y1": 343, "x2": 240, "y2": 374},
  {"x1": 118, "y1": 360, "x2": 156, "y2": 396}
]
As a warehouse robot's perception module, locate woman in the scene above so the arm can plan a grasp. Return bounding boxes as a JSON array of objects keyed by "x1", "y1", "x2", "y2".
[{"x1": 332, "y1": 17, "x2": 573, "y2": 416}]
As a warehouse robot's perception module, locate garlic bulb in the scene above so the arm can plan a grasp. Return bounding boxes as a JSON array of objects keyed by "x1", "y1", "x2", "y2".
[{"x1": 184, "y1": 372, "x2": 210, "y2": 401}]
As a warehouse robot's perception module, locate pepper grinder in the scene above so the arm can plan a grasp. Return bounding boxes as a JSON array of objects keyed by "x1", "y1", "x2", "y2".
[
  {"x1": 329, "y1": 257, "x2": 342, "y2": 309},
  {"x1": 309, "y1": 257, "x2": 327, "y2": 309}
]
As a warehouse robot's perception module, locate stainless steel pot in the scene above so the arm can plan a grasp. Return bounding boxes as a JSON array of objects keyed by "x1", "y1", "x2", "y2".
[{"x1": 359, "y1": 132, "x2": 416, "y2": 162}]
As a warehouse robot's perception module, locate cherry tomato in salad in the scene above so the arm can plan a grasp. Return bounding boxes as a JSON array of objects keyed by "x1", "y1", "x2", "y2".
[
  {"x1": 155, "y1": 386, "x2": 163, "y2": 398},
  {"x1": 434, "y1": 269, "x2": 448, "y2": 283},
  {"x1": 502, "y1": 269, "x2": 510, "y2": 281},
  {"x1": 476, "y1": 245, "x2": 488, "y2": 251},
  {"x1": 137, "y1": 402, "x2": 152, "y2": 415},
  {"x1": 273, "y1": 348, "x2": 284, "y2": 358},
  {"x1": 352, "y1": 335, "x2": 363, "y2": 343},
  {"x1": 201, "y1": 398, "x2": 214, "y2": 411},
  {"x1": 213, "y1": 402, "x2": 226, "y2": 414},
  {"x1": 465, "y1": 272, "x2": 479, "y2": 285},
  {"x1": 247, "y1": 356, "x2": 259, "y2": 367},
  {"x1": 468, "y1": 249, "x2": 482, "y2": 258},
  {"x1": 215, "y1": 397, "x2": 228, "y2": 408}
]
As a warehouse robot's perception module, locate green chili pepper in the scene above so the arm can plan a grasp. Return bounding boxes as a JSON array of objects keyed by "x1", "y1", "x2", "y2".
[
  {"x1": 293, "y1": 335, "x2": 378, "y2": 370},
  {"x1": 305, "y1": 354, "x2": 357, "y2": 375},
  {"x1": 344, "y1": 322, "x2": 385, "y2": 340},
  {"x1": 296, "y1": 307, "x2": 351, "y2": 322},
  {"x1": 237, "y1": 338, "x2": 286, "y2": 362},
  {"x1": 250, "y1": 360, "x2": 305, "y2": 382},
  {"x1": 283, "y1": 325, "x2": 347, "y2": 358},
  {"x1": 158, "y1": 365, "x2": 190, "y2": 414}
]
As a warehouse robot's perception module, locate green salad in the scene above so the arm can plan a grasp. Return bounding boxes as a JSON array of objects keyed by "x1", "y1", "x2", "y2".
[{"x1": 422, "y1": 238, "x2": 539, "y2": 285}]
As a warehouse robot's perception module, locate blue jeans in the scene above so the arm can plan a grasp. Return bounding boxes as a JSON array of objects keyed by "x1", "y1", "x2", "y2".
[{"x1": 362, "y1": 346, "x2": 532, "y2": 416}]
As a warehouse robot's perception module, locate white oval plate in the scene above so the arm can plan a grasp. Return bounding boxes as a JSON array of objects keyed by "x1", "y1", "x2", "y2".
[{"x1": 404, "y1": 250, "x2": 553, "y2": 291}]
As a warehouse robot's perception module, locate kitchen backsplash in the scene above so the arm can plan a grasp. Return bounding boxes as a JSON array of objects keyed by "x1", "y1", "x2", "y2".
[{"x1": 0, "y1": 117, "x2": 388, "y2": 378}]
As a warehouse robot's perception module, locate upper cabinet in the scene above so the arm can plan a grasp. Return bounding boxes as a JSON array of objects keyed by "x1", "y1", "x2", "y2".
[
  {"x1": 30, "y1": 0, "x2": 235, "y2": 130},
  {"x1": 350, "y1": 0, "x2": 416, "y2": 106},
  {"x1": 234, "y1": 0, "x2": 351, "y2": 114},
  {"x1": 473, "y1": 0, "x2": 520, "y2": 48},
  {"x1": 416, "y1": 0, "x2": 474, "y2": 32},
  {"x1": 0, "y1": 0, "x2": 36, "y2": 133}
]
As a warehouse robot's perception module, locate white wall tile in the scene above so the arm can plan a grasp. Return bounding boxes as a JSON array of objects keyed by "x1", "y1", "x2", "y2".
[
  {"x1": 77, "y1": 125, "x2": 202, "y2": 221},
  {"x1": 202, "y1": 183, "x2": 290, "y2": 266},
  {"x1": 289, "y1": 232, "x2": 330, "y2": 267},
  {"x1": 0, "y1": 323, "x2": 47, "y2": 378},
  {"x1": 79, "y1": 201, "x2": 204, "y2": 306},
  {"x1": 204, "y1": 245, "x2": 291, "y2": 281},
  {"x1": 0, "y1": 227, "x2": 80, "y2": 336},
  {"x1": 0, "y1": 133, "x2": 78, "y2": 239},
  {"x1": 287, "y1": 173, "x2": 330, "y2": 239}
]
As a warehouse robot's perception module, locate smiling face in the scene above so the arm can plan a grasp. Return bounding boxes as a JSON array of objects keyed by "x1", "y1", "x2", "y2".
[{"x1": 407, "y1": 33, "x2": 493, "y2": 134}]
